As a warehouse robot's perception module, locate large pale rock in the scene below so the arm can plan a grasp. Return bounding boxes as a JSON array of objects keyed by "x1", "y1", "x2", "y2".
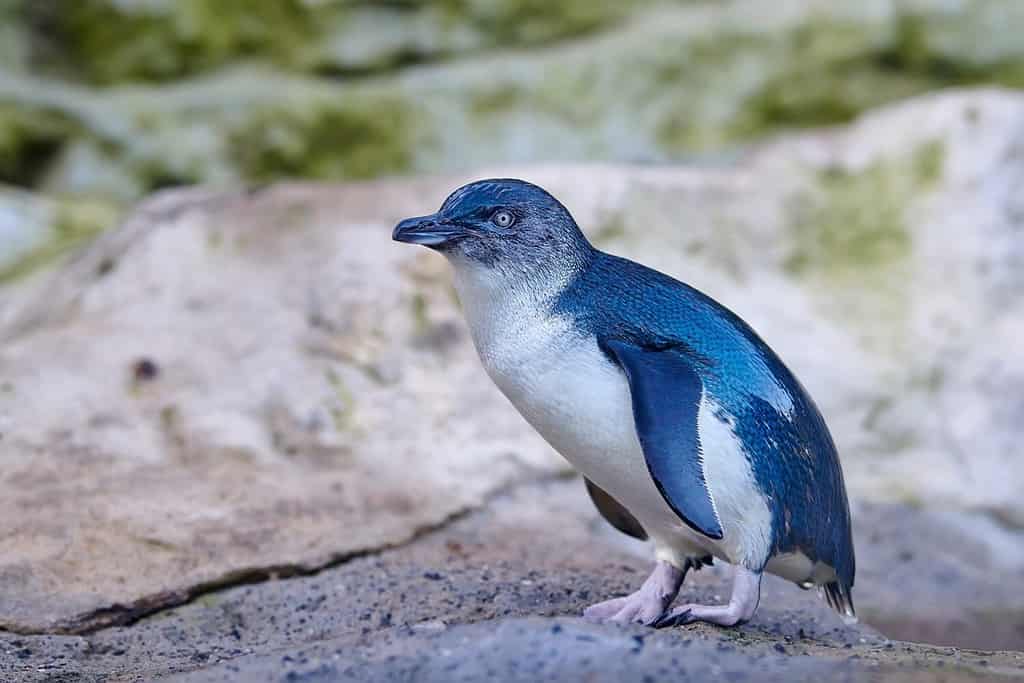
[
  {"x1": 0, "y1": 89, "x2": 1022, "y2": 634},
  {"x1": 0, "y1": 183, "x2": 568, "y2": 634}
]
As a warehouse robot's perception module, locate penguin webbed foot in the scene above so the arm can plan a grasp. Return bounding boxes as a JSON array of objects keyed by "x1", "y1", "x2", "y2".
[
  {"x1": 582, "y1": 560, "x2": 685, "y2": 626},
  {"x1": 653, "y1": 604, "x2": 741, "y2": 628},
  {"x1": 651, "y1": 608, "x2": 692, "y2": 628},
  {"x1": 654, "y1": 567, "x2": 762, "y2": 628}
]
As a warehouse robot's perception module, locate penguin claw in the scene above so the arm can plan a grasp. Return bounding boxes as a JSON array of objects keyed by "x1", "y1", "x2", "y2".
[
  {"x1": 652, "y1": 608, "x2": 692, "y2": 629},
  {"x1": 582, "y1": 560, "x2": 687, "y2": 626}
]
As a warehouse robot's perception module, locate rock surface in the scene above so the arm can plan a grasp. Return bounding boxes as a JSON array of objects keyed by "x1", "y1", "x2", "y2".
[
  {"x1": 0, "y1": 186, "x2": 118, "y2": 278},
  {"x1": 0, "y1": 184, "x2": 567, "y2": 634},
  {"x1": 1, "y1": 478, "x2": 1021, "y2": 682},
  {"x1": 1, "y1": 89, "x2": 1023, "y2": 650}
]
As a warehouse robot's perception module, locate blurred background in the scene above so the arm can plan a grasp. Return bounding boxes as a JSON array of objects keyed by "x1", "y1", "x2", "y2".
[
  {"x1": 3, "y1": 0, "x2": 1024, "y2": 276},
  {"x1": 1, "y1": 0, "x2": 1024, "y2": 677}
]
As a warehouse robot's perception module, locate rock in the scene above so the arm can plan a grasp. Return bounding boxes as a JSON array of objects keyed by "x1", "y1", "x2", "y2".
[
  {"x1": 5, "y1": 0, "x2": 1024, "y2": 205},
  {"x1": 1, "y1": 89, "x2": 1023, "y2": 637},
  {"x1": 856, "y1": 501, "x2": 1024, "y2": 652},
  {"x1": 13, "y1": 0, "x2": 634, "y2": 85},
  {"x1": 0, "y1": 183, "x2": 569, "y2": 634},
  {"x1": 0, "y1": 187, "x2": 57, "y2": 273},
  {"x1": 1, "y1": 478, "x2": 1020, "y2": 681},
  {"x1": 0, "y1": 185, "x2": 120, "y2": 282},
  {"x1": 0, "y1": 2, "x2": 29, "y2": 73}
]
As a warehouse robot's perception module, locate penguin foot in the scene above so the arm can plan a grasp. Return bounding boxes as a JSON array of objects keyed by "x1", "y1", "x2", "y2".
[
  {"x1": 653, "y1": 567, "x2": 762, "y2": 628},
  {"x1": 651, "y1": 608, "x2": 692, "y2": 628},
  {"x1": 582, "y1": 560, "x2": 684, "y2": 626},
  {"x1": 653, "y1": 604, "x2": 743, "y2": 627}
]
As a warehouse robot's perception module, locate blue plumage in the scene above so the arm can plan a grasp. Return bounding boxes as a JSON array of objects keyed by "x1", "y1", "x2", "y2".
[
  {"x1": 602, "y1": 338, "x2": 723, "y2": 540},
  {"x1": 394, "y1": 178, "x2": 857, "y2": 625},
  {"x1": 555, "y1": 253, "x2": 855, "y2": 601}
]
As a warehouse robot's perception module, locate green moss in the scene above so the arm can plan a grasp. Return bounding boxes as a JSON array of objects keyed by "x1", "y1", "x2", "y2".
[
  {"x1": 28, "y1": 0, "x2": 634, "y2": 84},
  {"x1": 731, "y1": 13, "x2": 1024, "y2": 139},
  {"x1": 911, "y1": 139, "x2": 946, "y2": 184},
  {"x1": 470, "y1": 64, "x2": 605, "y2": 130},
  {"x1": 533, "y1": 64, "x2": 606, "y2": 127},
  {"x1": 445, "y1": 0, "x2": 631, "y2": 46},
  {"x1": 0, "y1": 197, "x2": 120, "y2": 284},
  {"x1": 34, "y1": 0, "x2": 320, "y2": 84},
  {"x1": 784, "y1": 142, "x2": 944, "y2": 278},
  {"x1": 785, "y1": 165, "x2": 910, "y2": 276},
  {"x1": 325, "y1": 367, "x2": 355, "y2": 432},
  {"x1": 469, "y1": 83, "x2": 528, "y2": 118},
  {"x1": 410, "y1": 293, "x2": 431, "y2": 337},
  {"x1": 0, "y1": 1, "x2": 28, "y2": 69},
  {"x1": 651, "y1": 35, "x2": 766, "y2": 151},
  {"x1": 230, "y1": 95, "x2": 419, "y2": 181},
  {"x1": 0, "y1": 104, "x2": 76, "y2": 187},
  {"x1": 732, "y1": 23, "x2": 924, "y2": 134},
  {"x1": 592, "y1": 213, "x2": 627, "y2": 246},
  {"x1": 907, "y1": 365, "x2": 946, "y2": 394}
]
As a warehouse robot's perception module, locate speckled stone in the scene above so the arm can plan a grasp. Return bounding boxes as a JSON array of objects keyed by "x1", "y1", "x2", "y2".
[{"x1": 1, "y1": 479, "x2": 1020, "y2": 682}]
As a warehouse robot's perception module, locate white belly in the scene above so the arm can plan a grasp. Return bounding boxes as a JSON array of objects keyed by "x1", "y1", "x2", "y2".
[
  {"x1": 451, "y1": 262, "x2": 773, "y2": 570},
  {"x1": 479, "y1": 321, "x2": 771, "y2": 568}
]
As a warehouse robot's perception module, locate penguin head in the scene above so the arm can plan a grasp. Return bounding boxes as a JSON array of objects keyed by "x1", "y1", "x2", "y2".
[{"x1": 392, "y1": 179, "x2": 593, "y2": 276}]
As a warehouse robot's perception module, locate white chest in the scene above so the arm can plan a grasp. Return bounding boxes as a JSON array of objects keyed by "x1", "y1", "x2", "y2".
[{"x1": 452, "y1": 264, "x2": 773, "y2": 568}]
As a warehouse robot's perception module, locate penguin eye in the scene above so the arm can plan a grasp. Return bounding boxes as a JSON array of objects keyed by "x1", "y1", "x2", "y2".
[{"x1": 490, "y1": 210, "x2": 515, "y2": 229}]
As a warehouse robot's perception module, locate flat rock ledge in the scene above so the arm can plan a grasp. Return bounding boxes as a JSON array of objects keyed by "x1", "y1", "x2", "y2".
[{"x1": 1, "y1": 479, "x2": 1021, "y2": 682}]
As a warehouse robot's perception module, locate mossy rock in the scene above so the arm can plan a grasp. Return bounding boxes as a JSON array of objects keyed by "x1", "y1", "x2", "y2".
[
  {"x1": 229, "y1": 94, "x2": 421, "y2": 181},
  {"x1": 0, "y1": 191, "x2": 121, "y2": 284},
  {"x1": 445, "y1": 0, "x2": 631, "y2": 46},
  {"x1": 784, "y1": 141, "x2": 946, "y2": 279},
  {"x1": 22, "y1": 0, "x2": 319, "y2": 84},
  {"x1": 0, "y1": 104, "x2": 77, "y2": 186},
  {"x1": 4, "y1": 0, "x2": 1024, "y2": 206},
  {"x1": 730, "y1": 12, "x2": 1024, "y2": 138},
  {"x1": 19, "y1": 0, "x2": 636, "y2": 85},
  {"x1": 0, "y1": 0, "x2": 29, "y2": 71}
]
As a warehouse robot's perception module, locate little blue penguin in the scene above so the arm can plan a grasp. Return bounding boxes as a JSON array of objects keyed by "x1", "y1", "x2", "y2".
[{"x1": 393, "y1": 179, "x2": 856, "y2": 627}]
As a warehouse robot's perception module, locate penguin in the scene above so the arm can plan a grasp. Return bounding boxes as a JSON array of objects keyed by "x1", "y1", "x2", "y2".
[{"x1": 393, "y1": 179, "x2": 856, "y2": 627}]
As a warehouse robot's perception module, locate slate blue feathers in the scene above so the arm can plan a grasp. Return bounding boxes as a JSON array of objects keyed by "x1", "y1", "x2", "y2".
[
  {"x1": 554, "y1": 252, "x2": 856, "y2": 599},
  {"x1": 602, "y1": 339, "x2": 724, "y2": 540},
  {"x1": 394, "y1": 177, "x2": 857, "y2": 619}
]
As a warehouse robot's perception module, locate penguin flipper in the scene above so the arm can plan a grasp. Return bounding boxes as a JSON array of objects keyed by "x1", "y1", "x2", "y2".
[
  {"x1": 584, "y1": 477, "x2": 648, "y2": 540},
  {"x1": 601, "y1": 338, "x2": 724, "y2": 541}
]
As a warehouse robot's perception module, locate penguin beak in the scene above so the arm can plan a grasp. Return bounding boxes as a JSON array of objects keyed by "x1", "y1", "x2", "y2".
[{"x1": 392, "y1": 213, "x2": 462, "y2": 247}]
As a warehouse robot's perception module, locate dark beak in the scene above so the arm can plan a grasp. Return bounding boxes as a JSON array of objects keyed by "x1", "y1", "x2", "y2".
[{"x1": 392, "y1": 213, "x2": 461, "y2": 247}]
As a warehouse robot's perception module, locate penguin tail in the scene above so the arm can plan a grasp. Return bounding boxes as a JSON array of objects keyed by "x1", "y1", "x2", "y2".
[{"x1": 820, "y1": 581, "x2": 857, "y2": 625}]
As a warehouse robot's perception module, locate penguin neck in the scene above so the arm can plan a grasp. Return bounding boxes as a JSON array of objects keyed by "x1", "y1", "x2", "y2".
[{"x1": 448, "y1": 251, "x2": 588, "y2": 363}]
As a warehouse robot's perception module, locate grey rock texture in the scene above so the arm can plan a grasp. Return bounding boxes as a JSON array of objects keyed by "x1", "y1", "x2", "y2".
[{"x1": 1, "y1": 479, "x2": 1020, "y2": 681}]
